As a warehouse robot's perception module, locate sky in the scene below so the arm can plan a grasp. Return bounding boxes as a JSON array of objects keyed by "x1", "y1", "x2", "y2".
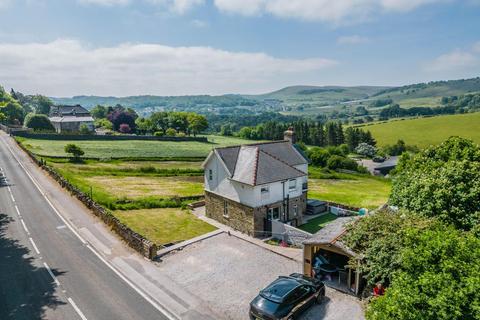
[{"x1": 0, "y1": 0, "x2": 479, "y2": 97}]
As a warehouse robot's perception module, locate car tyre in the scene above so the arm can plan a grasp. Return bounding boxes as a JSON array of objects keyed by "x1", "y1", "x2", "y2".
[{"x1": 316, "y1": 292, "x2": 325, "y2": 304}]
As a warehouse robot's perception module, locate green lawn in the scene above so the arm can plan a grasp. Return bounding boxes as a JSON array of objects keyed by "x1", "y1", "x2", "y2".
[
  {"x1": 308, "y1": 174, "x2": 391, "y2": 209},
  {"x1": 360, "y1": 112, "x2": 480, "y2": 148},
  {"x1": 298, "y1": 213, "x2": 338, "y2": 234},
  {"x1": 114, "y1": 208, "x2": 216, "y2": 246},
  {"x1": 17, "y1": 135, "x2": 252, "y2": 159}
]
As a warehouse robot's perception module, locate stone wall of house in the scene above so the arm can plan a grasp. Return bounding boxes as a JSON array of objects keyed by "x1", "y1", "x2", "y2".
[{"x1": 205, "y1": 191, "x2": 257, "y2": 236}]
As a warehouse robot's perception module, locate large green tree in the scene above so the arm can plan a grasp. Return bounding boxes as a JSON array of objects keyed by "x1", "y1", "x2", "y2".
[
  {"x1": 366, "y1": 226, "x2": 480, "y2": 320},
  {"x1": 0, "y1": 101, "x2": 25, "y2": 124},
  {"x1": 24, "y1": 113, "x2": 55, "y2": 131},
  {"x1": 390, "y1": 137, "x2": 480, "y2": 231}
]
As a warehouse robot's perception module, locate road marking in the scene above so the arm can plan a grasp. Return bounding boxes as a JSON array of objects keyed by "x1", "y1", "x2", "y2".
[
  {"x1": 43, "y1": 262, "x2": 61, "y2": 286},
  {"x1": 57, "y1": 225, "x2": 67, "y2": 230},
  {"x1": 9, "y1": 192, "x2": 15, "y2": 202},
  {"x1": 14, "y1": 205, "x2": 21, "y2": 217},
  {"x1": 29, "y1": 237, "x2": 40, "y2": 254},
  {"x1": 0, "y1": 136, "x2": 177, "y2": 320},
  {"x1": 20, "y1": 219, "x2": 30, "y2": 234},
  {"x1": 68, "y1": 298, "x2": 88, "y2": 320}
]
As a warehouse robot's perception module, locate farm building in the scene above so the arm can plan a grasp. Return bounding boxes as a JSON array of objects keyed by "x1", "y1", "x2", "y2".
[
  {"x1": 202, "y1": 128, "x2": 309, "y2": 237},
  {"x1": 49, "y1": 105, "x2": 94, "y2": 133}
]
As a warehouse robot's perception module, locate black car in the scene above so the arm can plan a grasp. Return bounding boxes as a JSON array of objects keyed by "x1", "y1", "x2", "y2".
[{"x1": 249, "y1": 273, "x2": 325, "y2": 320}]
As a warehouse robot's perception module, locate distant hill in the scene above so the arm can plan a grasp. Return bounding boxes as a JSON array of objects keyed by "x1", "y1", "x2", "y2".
[
  {"x1": 50, "y1": 77, "x2": 480, "y2": 117},
  {"x1": 358, "y1": 112, "x2": 480, "y2": 148}
]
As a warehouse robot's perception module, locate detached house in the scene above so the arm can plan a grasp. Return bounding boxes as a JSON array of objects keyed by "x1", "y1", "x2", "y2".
[
  {"x1": 49, "y1": 105, "x2": 95, "y2": 134},
  {"x1": 202, "y1": 129, "x2": 309, "y2": 237}
]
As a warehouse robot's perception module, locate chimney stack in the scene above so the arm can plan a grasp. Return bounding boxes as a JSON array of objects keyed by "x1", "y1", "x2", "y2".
[{"x1": 284, "y1": 126, "x2": 296, "y2": 144}]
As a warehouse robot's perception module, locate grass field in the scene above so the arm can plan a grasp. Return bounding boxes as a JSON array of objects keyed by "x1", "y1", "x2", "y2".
[
  {"x1": 113, "y1": 208, "x2": 216, "y2": 246},
  {"x1": 308, "y1": 175, "x2": 391, "y2": 209},
  {"x1": 298, "y1": 213, "x2": 338, "y2": 234},
  {"x1": 359, "y1": 112, "x2": 480, "y2": 148},
  {"x1": 17, "y1": 135, "x2": 253, "y2": 159}
]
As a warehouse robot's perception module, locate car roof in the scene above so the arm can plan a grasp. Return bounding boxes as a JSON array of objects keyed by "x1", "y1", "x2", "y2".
[{"x1": 260, "y1": 277, "x2": 303, "y2": 303}]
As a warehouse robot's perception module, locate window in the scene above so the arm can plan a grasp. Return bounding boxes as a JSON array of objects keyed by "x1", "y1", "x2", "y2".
[
  {"x1": 268, "y1": 207, "x2": 280, "y2": 220},
  {"x1": 261, "y1": 186, "x2": 269, "y2": 194},
  {"x1": 223, "y1": 200, "x2": 229, "y2": 218},
  {"x1": 293, "y1": 204, "x2": 298, "y2": 217},
  {"x1": 208, "y1": 169, "x2": 213, "y2": 181},
  {"x1": 289, "y1": 179, "x2": 297, "y2": 191}
]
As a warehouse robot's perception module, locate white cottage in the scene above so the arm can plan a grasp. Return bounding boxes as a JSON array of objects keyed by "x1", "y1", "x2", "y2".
[{"x1": 202, "y1": 129, "x2": 309, "y2": 237}]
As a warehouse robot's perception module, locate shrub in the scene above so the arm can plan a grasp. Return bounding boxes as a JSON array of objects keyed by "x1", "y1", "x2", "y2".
[
  {"x1": 326, "y1": 155, "x2": 358, "y2": 171},
  {"x1": 355, "y1": 143, "x2": 377, "y2": 158},
  {"x1": 24, "y1": 113, "x2": 55, "y2": 132},
  {"x1": 119, "y1": 123, "x2": 131, "y2": 134},
  {"x1": 153, "y1": 131, "x2": 164, "y2": 137},
  {"x1": 79, "y1": 124, "x2": 92, "y2": 134},
  {"x1": 165, "y1": 128, "x2": 177, "y2": 136},
  {"x1": 64, "y1": 144, "x2": 84, "y2": 162}
]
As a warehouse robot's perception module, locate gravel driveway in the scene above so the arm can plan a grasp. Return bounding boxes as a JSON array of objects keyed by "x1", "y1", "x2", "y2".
[{"x1": 158, "y1": 232, "x2": 364, "y2": 320}]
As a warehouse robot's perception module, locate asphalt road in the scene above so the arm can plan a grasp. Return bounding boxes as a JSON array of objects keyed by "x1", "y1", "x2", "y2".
[{"x1": 0, "y1": 134, "x2": 169, "y2": 320}]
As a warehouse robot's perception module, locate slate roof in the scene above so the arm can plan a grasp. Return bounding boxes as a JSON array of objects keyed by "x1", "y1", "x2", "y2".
[
  {"x1": 49, "y1": 116, "x2": 94, "y2": 123},
  {"x1": 303, "y1": 216, "x2": 360, "y2": 258},
  {"x1": 50, "y1": 105, "x2": 90, "y2": 117},
  {"x1": 212, "y1": 141, "x2": 308, "y2": 186}
]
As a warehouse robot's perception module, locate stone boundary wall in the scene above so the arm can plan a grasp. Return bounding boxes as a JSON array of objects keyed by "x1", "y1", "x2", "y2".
[
  {"x1": 325, "y1": 201, "x2": 360, "y2": 213},
  {"x1": 13, "y1": 131, "x2": 208, "y2": 143},
  {"x1": 15, "y1": 140, "x2": 159, "y2": 259}
]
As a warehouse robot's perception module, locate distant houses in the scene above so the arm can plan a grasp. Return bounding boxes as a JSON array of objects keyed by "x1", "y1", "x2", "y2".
[
  {"x1": 202, "y1": 128, "x2": 309, "y2": 237},
  {"x1": 49, "y1": 105, "x2": 94, "y2": 134}
]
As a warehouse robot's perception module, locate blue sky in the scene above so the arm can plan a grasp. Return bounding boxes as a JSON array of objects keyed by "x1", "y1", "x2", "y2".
[{"x1": 0, "y1": 0, "x2": 479, "y2": 96}]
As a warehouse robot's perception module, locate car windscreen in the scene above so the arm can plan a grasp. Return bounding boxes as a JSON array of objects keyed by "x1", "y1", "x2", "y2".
[{"x1": 260, "y1": 279, "x2": 297, "y2": 303}]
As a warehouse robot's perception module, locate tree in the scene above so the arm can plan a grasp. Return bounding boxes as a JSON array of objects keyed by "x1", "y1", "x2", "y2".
[
  {"x1": 24, "y1": 113, "x2": 55, "y2": 131},
  {"x1": 366, "y1": 226, "x2": 480, "y2": 320},
  {"x1": 64, "y1": 144, "x2": 84, "y2": 162},
  {"x1": 390, "y1": 137, "x2": 480, "y2": 231},
  {"x1": 187, "y1": 113, "x2": 208, "y2": 136},
  {"x1": 91, "y1": 105, "x2": 108, "y2": 119},
  {"x1": 135, "y1": 117, "x2": 154, "y2": 135},
  {"x1": 308, "y1": 147, "x2": 331, "y2": 167},
  {"x1": 31, "y1": 95, "x2": 54, "y2": 115},
  {"x1": 0, "y1": 101, "x2": 25, "y2": 124},
  {"x1": 94, "y1": 118, "x2": 113, "y2": 130},
  {"x1": 355, "y1": 143, "x2": 377, "y2": 158},
  {"x1": 107, "y1": 109, "x2": 136, "y2": 132}
]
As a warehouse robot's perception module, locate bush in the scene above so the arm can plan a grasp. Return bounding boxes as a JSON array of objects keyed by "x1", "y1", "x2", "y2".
[
  {"x1": 64, "y1": 144, "x2": 84, "y2": 162},
  {"x1": 153, "y1": 131, "x2": 164, "y2": 137},
  {"x1": 326, "y1": 155, "x2": 358, "y2": 171},
  {"x1": 24, "y1": 113, "x2": 55, "y2": 132},
  {"x1": 165, "y1": 128, "x2": 177, "y2": 136},
  {"x1": 355, "y1": 143, "x2": 377, "y2": 158},
  {"x1": 79, "y1": 124, "x2": 92, "y2": 134},
  {"x1": 119, "y1": 123, "x2": 131, "y2": 134},
  {"x1": 308, "y1": 147, "x2": 330, "y2": 167}
]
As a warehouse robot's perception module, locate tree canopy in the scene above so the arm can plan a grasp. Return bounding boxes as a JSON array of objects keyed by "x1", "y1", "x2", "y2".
[
  {"x1": 390, "y1": 137, "x2": 480, "y2": 231},
  {"x1": 24, "y1": 113, "x2": 55, "y2": 131}
]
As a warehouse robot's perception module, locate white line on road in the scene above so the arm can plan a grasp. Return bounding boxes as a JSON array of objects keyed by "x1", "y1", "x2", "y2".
[
  {"x1": 43, "y1": 262, "x2": 61, "y2": 286},
  {"x1": 14, "y1": 205, "x2": 21, "y2": 217},
  {"x1": 9, "y1": 192, "x2": 15, "y2": 202},
  {"x1": 20, "y1": 219, "x2": 30, "y2": 234},
  {"x1": 29, "y1": 237, "x2": 40, "y2": 254},
  {"x1": 68, "y1": 297, "x2": 88, "y2": 320},
  {"x1": 0, "y1": 136, "x2": 177, "y2": 320}
]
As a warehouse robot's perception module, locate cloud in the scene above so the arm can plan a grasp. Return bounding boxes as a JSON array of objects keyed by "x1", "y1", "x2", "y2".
[
  {"x1": 214, "y1": 0, "x2": 447, "y2": 23},
  {"x1": 337, "y1": 35, "x2": 369, "y2": 45},
  {"x1": 147, "y1": 0, "x2": 204, "y2": 13},
  {"x1": 0, "y1": 39, "x2": 337, "y2": 96},
  {"x1": 426, "y1": 45, "x2": 479, "y2": 72},
  {"x1": 78, "y1": 0, "x2": 130, "y2": 6}
]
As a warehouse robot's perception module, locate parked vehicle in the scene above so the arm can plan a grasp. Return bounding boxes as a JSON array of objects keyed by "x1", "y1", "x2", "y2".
[
  {"x1": 249, "y1": 273, "x2": 325, "y2": 320},
  {"x1": 306, "y1": 200, "x2": 327, "y2": 215}
]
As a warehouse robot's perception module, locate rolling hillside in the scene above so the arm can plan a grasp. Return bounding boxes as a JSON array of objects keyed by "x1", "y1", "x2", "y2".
[{"x1": 359, "y1": 112, "x2": 480, "y2": 148}]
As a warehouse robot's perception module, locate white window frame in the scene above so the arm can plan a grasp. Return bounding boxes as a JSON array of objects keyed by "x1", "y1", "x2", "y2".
[
  {"x1": 223, "y1": 200, "x2": 229, "y2": 218},
  {"x1": 289, "y1": 179, "x2": 297, "y2": 191}
]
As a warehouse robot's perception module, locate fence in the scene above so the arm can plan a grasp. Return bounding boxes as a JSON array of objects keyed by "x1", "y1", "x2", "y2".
[
  {"x1": 15, "y1": 140, "x2": 159, "y2": 259},
  {"x1": 0, "y1": 124, "x2": 31, "y2": 134},
  {"x1": 12, "y1": 131, "x2": 209, "y2": 142},
  {"x1": 271, "y1": 220, "x2": 312, "y2": 248}
]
